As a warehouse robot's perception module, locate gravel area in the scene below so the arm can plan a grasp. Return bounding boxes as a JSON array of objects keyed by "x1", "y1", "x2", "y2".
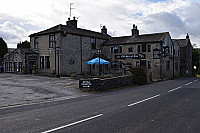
[{"x1": 0, "y1": 73, "x2": 88, "y2": 107}]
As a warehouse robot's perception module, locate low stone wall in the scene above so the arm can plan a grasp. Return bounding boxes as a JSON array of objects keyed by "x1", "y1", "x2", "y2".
[{"x1": 79, "y1": 75, "x2": 133, "y2": 91}]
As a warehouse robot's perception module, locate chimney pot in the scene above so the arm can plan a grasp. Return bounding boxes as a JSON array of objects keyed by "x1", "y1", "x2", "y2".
[
  {"x1": 131, "y1": 24, "x2": 139, "y2": 36},
  {"x1": 101, "y1": 25, "x2": 107, "y2": 34},
  {"x1": 186, "y1": 33, "x2": 189, "y2": 39}
]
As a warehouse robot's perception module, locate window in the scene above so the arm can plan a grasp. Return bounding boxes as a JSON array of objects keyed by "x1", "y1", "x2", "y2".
[
  {"x1": 119, "y1": 46, "x2": 122, "y2": 53},
  {"x1": 45, "y1": 56, "x2": 50, "y2": 69},
  {"x1": 114, "y1": 46, "x2": 118, "y2": 53},
  {"x1": 111, "y1": 62, "x2": 113, "y2": 68},
  {"x1": 128, "y1": 47, "x2": 133, "y2": 52},
  {"x1": 40, "y1": 56, "x2": 44, "y2": 69},
  {"x1": 14, "y1": 62, "x2": 18, "y2": 72},
  {"x1": 18, "y1": 62, "x2": 22, "y2": 73},
  {"x1": 137, "y1": 45, "x2": 141, "y2": 53},
  {"x1": 91, "y1": 38, "x2": 96, "y2": 49},
  {"x1": 114, "y1": 61, "x2": 118, "y2": 68},
  {"x1": 112, "y1": 46, "x2": 122, "y2": 54},
  {"x1": 110, "y1": 47, "x2": 114, "y2": 54},
  {"x1": 9, "y1": 62, "x2": 13, "y2": 71},
  {"x1": 142, "y1": 44, "x2": 146, "y2": 52},
  {"x1": 34, "y1": 37, "x2": 39, "y2": 49},
  {"x1": 92, "y1": 64, "x2": 95, "y2": 69},
  {"x1": 136, "y1": 61, "x2": 140, "y2": 67},
  {"x1": 5, "y1": 62, "x2": 8, "y2": 71},
  {"x1": 148, "y1": 61, "x2": 151, "y2": 69},
  {"x1": 49, "y1": 35, "x2": 55, "y2": 48},
  {"x1": 175, "y1": 62, "x2": 178, "y2": 71},
  {"x1": 166, "y1": 60, "x2": 170, "y2": 70},
  {"x1": 147, "y1": 45, "x2": 151, "y2": 52}
]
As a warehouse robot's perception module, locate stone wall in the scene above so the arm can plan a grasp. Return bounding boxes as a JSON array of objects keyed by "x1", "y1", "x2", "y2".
[{"x1": 79, "y1": 75, "x2": 133, "y2": 91}]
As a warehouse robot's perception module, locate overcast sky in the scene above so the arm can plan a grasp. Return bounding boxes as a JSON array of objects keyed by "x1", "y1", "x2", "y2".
[{"x1": 0, "y1": 0, "x2": 200, "y2": 48}]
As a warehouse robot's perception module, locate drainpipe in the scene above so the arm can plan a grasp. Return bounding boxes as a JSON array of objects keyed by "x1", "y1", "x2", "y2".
[
  {"x1": 80, "y1": 36, "x2": 82, "y2": 74},
  {"x1": 160, "y1": 42, "x2": 163, "y2": 80},
  {"x1": 54, "y1": 34, "x2": 56, "y2": 75},
  {"x1": 173, "y1": 44, "x2": 175, "y2": 78}
]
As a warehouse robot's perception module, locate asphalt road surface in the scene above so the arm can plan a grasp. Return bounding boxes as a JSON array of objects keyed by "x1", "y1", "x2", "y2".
[{"x1": 1, "y1": 77, "x2": 200, "y2": 133}]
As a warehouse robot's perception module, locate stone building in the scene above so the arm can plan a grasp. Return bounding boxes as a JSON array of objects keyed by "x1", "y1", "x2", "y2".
[
  {"x1": 174, "y1": 34, "x2": 193, "y2": 76},
  {"x1": 101, "y1": 25, "x2": 179, "y2": 81},
  {"x1": 3, "y1": 48, "x2": 38, "y2": 74},
  {"x1": 29, "y1": 17, "x2": 183, "y2": 81},
  {"x1": 29, "y1": 17, "x2": 110, "y2": 76},
  {"x1": 172, "y1": 40, "x2": 181, "y2": 77}
]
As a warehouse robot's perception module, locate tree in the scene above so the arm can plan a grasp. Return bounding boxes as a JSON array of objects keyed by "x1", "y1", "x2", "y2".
[
  {"x1": 192, "y1": 48, "x2": 200, "y2": 75},
  {"x1": 17, "y1": 40, "x2": 30, "y2": 48},
  {"x1": 0, "y1": 37, "x2": 8, "y2": 60}
]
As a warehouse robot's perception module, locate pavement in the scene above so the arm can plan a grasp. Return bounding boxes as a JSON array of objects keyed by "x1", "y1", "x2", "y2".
[{"x1": 0, "y1": 73, "x2": 88, "y2": 107}]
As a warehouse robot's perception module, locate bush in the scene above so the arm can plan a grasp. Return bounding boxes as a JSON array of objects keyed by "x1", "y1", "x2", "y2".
[{"x1": 130, "y1": 67, "x2": 147, "y2": 85}]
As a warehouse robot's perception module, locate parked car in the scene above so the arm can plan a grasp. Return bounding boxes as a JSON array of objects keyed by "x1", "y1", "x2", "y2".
[{"x1": 0, "y1": 66, "x2": 4, "y2": 73}]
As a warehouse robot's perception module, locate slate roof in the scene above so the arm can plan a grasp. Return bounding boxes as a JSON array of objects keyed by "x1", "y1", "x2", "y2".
[
  {"x1": 174, "y1": 39, "x2": 187, "y2": 48},
  {"x1": 29, "y1": 24, "x2": 111, "y2": 39},
  {"x1": 102, "y1": 32, "x2": 169, "y2": 46},
  {"x1": 16, "y1": 48, "x2": 38, "y2": 54}
]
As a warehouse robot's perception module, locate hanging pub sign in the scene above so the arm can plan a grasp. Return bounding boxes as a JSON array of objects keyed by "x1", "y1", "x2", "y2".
[
  {"x1": 164, "y1": 46, "x2": 169, "y2": 56},
  {"x1": 79, "y1": 80, "x2": 93, "y2": 88},
  {"x1": 115, "y1": 53, "x2": 146, "y2": 59},
  {"x1": 153, "y1": 48, "x2": 160, "y2": 59}
]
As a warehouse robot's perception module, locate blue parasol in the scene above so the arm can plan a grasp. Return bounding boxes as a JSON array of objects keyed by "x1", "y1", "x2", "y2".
[{"x1": 87, "y1": 57, "x2": 109, "y2": 65}]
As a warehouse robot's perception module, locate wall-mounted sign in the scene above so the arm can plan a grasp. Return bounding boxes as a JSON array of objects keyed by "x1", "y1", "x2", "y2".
[
  {"x1": 153, "y1": 48, "x2": 160, "y2": 59},
  {"x1": 28, "y1": 55, "x2": 38, "y2": 60},
  {"x1": 115, "y1": 54, "x2": 146, "y2": 59},
  {"x1": 79, "y1": 80, "x2": 93, "y2": 88}
]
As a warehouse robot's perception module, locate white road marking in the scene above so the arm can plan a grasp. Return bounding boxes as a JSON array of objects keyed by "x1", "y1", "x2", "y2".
[
  {"x1": 194, "y1": 79, "x2": 198, "y2": 82},
  {"x1": 128, "y1": 94, "x2": 160, "y2": 107},
  {"x1": 41, "y1": 114, "x2": 103, "y2": 133},
  {"x1": 168, "y1": 86, "x2": 182, "y2": 92},
  {"x1": 185, "y1": 82, "x2": 193, "y2": 86}
]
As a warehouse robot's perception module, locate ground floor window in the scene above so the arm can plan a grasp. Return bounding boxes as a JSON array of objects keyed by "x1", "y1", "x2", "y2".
[
  {"x1": 5, "y1": 62, "x2": 13, "y2": 72},
  {"x1": 45, "y1": 56, "x2": 50, "y2": 69},
  {"x1": 40, "y1": 56, "x2": 44, "y2": 69},
  {"x1": 148, "y1": 61, "x2": 151, "y2": 69},
  {"x1": 166, "y1": 60, "x2": 170, "y2": 70},
  {"x1": 92, "y1": 64, "x2": 95, "y2": 69},
  {"x1": 175, "y1": 62, "x2": 178, "y2": 71}
]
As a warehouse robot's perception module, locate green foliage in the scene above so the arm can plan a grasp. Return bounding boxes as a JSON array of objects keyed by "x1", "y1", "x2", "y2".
[
  {"x1": 130, "y1": 67, "x2": 147, "y2": 85},
  {"x1": 192, "y1": 49, "x2": 200, "y2": 68},
  {"x1": 17, "y1": 40, "x2": 30, "y2": 48},
  {"x1": 0, "y1": 37, "x2": 8, "y2": 60}
]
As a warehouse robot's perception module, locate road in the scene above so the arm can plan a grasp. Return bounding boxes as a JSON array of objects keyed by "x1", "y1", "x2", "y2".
[{"x1": 0, "y1": 77, "x2": 200, "y2": 133}]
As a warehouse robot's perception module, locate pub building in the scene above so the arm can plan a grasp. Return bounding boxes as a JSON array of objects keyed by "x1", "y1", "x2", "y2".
[
  {"x1": 4, "y1": 17, "x2": 183, "y2": 82},
  {"x1": 3, "y1": 48, "x2": 38, "y2": 74},
  {"x1": 101, "y1": 25, "x2": 180, "y2": 81}
]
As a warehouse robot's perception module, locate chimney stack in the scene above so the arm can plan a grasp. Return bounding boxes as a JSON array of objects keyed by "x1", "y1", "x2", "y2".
[
  {"x1": 66, "y1": 16, "x2": 77, "y2": 28},
  {"x1": 131, "y1": 24, "x2": 139, "y2": 36},
  {"x1": 101, "y1": 26, "x2": 107, "y2": 34},
  {"x1": 186, "y1": 33, "x2": 189, "y2": 39}
]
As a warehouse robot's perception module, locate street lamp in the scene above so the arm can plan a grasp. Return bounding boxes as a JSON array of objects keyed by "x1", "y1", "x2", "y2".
[
  {"x1": 97, "y1": 49, "x2": 101, "y2": 76},
  {"x1": 57, "y1": 47, "x2": 60, "y2": 77}
]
